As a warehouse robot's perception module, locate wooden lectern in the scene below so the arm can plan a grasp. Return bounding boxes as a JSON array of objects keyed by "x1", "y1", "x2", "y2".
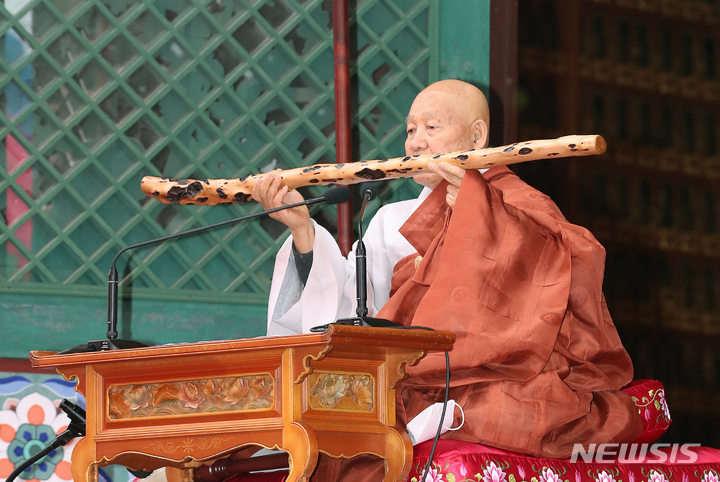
[{"x1": 30, "y1": 325, "x2": 454, "y2": 482}]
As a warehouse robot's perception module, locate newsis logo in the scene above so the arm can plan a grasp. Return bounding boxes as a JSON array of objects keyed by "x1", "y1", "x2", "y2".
[{"x1": 570, "y1": 444, "x2": 701, "y2": 464}]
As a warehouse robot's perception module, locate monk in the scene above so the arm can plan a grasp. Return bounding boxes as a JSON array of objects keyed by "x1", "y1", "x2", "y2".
[{"x1": 253, "y1": 80, "x2": 643, "y2": 477}]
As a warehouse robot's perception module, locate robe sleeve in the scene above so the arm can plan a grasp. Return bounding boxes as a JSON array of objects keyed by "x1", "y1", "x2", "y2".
[
  {"x1": 398, "y1": 170, "x2": 574, "y2": 385},
  {"x1": 398, "y1": 169, "x2": 632, "y2": 394},
  {"x1": 266, "y1": 220, "x2": 349, "y2": 336}
]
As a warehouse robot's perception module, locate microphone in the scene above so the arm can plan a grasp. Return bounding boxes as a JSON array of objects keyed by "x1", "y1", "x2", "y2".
[
  {"x1": 59, "y1": 186, "x2": 351, "y2": 353},
  {"x1": 312, "y1": 185, "x2": 398, "y2": 331},
  {"x1": 324, "y1": 185, "x2": 353, "y2": 204},
  {"x1": 355, "y1": 187, "x2": 376, "y2": 318}
]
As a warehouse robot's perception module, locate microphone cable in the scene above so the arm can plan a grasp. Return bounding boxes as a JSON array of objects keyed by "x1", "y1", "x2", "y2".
[
  {"x1": 419, "y1": 350, "x2": 450, "y2": 482},
  {"x1": 5, "y1": 400, "x2": 85, "y2": 482},
  {"x1": 391, "y1": 325, "x2": 452, "y2": 482}
]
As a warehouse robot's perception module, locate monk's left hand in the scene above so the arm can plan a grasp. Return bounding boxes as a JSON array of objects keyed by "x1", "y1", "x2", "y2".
[{"x1": 428, "y1": 162, "x2": 465, "y2": 208}]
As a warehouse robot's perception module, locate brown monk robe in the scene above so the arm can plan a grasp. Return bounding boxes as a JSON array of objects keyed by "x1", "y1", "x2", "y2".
[{"x1": 307, "y1": 165, "x2": 643, "y2": 481}]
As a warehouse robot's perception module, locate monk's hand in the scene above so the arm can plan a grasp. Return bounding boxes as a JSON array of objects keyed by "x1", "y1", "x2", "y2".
[
  {"x1": 252, "y1": 171, "x2": 314, "y2": 252},
  {"x1": 428, "y1": 162, "x2": 465, "y2": 208}
]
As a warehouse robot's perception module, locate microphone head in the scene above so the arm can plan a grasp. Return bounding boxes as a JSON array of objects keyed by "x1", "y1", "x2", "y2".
[
  {"x1": 362, "y1": 186, "x2": 377, "y2": 201},
  {"x1": 323, "y1": 186, "x2": 351, "y2": 205}
]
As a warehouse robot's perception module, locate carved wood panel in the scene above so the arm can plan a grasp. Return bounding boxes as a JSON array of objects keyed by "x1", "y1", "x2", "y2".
[{"x1": 107, "y1": 374, "x2": 274, "y2": 419}]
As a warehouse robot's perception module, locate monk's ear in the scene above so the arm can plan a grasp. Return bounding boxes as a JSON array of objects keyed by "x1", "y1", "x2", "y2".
[{"x1": 471, "y1": 119, "x2": 489, "y2": 149}]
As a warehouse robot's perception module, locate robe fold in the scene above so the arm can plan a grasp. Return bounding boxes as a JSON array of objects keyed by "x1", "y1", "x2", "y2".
[{"x1": 380, "y1": 166, "x2": 643, "y2": 458}]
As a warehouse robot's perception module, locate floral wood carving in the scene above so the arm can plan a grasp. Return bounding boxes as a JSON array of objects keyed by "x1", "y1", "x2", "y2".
[
  {"x1": 307, "y1": 371, "x2": 374, "y2": 411},
  {"x1": 108, "y1": 374, "x2": 274, "y2": 419}
]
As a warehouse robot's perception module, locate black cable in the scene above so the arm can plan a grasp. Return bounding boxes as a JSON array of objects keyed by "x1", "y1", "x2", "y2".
[
  {"x1": 6, "y1": 400, "x2": 85, "y2": 482},
  {"x1": 6, "y1": 430, "x2": 74, "y2": 482},
  {"x1": 420, "y1": 350, "x2": 451, "y2": 482}
]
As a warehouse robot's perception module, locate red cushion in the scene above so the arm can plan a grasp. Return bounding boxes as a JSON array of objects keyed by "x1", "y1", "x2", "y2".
[
  {"x1": 621, "y1": 379, "x2": 672, "y2": 444},
  {"x1": 409, "y1": 440, "x2": 720, "y2": 482}
]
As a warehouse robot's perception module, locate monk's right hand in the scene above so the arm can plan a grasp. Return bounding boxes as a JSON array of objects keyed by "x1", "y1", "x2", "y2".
[{"x1": 252, "y1": 171, "x2": 314, "y2": 253}]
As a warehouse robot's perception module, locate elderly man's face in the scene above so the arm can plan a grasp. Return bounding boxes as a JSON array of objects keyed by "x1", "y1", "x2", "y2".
[{"x1": 405, "y1": 90, "x2": 475, "y2": 188}]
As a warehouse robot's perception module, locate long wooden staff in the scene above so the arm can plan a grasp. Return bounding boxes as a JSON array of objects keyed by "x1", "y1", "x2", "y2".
[{"x1": 141, "y1": 134, "x2": 606, "y2": 205}]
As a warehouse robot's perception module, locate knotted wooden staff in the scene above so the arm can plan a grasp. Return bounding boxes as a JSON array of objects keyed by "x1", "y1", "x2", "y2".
[{"x1": 141, "y1": 135, "x2": 606, "y2": 205}]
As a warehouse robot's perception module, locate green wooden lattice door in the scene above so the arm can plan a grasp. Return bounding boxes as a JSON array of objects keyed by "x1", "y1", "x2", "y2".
[{"x1": 0, "y1": 0, "x2": 441, "y2": 355}]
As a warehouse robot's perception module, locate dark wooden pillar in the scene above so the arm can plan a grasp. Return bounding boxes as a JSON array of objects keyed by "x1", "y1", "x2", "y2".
[
  {"x1": 333, "y1": 0, "x2": 354, "y2": 256},
  {"x1": 490, "y1": 0, "x2": 518, "y2": 145}
]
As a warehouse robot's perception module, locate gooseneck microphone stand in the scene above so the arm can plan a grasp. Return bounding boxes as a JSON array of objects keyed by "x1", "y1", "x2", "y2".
[
  {"x1": 354, "y1": 188, "x2": 373, "y2": 319},
  {"x1": 59, "y1": 186, "x2": 351, "y2": 354},
  {"x1": 6, "y1": 400, "x2": 86, "y2": 482},
  {"x1": 333, "y1": 187, "x2": 398, "y2": 328}
]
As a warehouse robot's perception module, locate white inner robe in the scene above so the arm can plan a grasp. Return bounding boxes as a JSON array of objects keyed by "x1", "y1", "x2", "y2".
[{"x1": 266, "y1": 188, "x2": 432, "y2": 335}]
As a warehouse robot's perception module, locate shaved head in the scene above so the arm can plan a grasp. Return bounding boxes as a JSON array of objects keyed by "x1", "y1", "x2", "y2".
[
  {"x1": 418, "y1": 79, "x2": 490, "y2": 129},
  {"x1": 405, "y1": 80, "x2": 490, "y2": 187}
]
